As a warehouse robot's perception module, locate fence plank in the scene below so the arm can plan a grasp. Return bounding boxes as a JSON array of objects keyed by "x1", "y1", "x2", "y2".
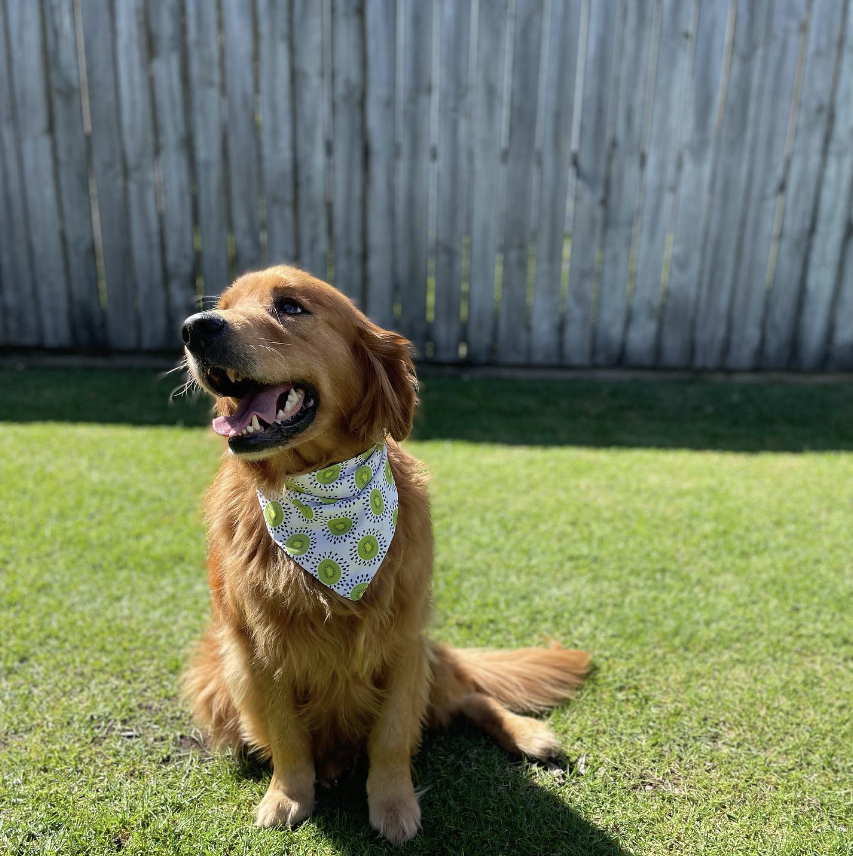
[
  {"x1": 658, "y1": 0, "x2": 730, "y2": 368},
  {"x1": 0, "y1": 0, "x2": 39, "y2": 345},
  {"x1": 363, "y1": 0, "x2": 396, "y2": 329},
  {"x1": 563, "y1": 0, "x2": 621, "y2": 366},
  {"x1": 331, "y1": 0, "x2": 365, "y2": 304},
  {"x1": 6, "y1": 0, "x2": 73, "y2": 347},
  {"x1": 292, "y1": 0, "x2": 328, "y2": 280},
  {"x1": 726, "y1": 0, "x2": 808, "y2": 369},
  {"x1": 468, "y1": 0, "x2": 509, "y2": 362},
  {"x1": 795, "y1": 5, "x2": 853, "y2": 369},
  {"x1": 762, "y1": 0, "x2": 845, "y2": 368},
  {"x1": 529, "y1": 0, "x2": 582, "y2": 365},
  {"x1": 222, "y1": 0, "x2": 261, "y2": 278},
  {"x1": 149, "y1": 0, "x2": 198, "y2": 334},
  {"x1": 186, "y1": 0, "x2": 230, "y2": 295},
  {"x1": 624, "y1": 0, "x2": 693, "y2": 367},
  {"x1": 115, "y1": 0, "x2": 169, "y2": 349},
  {"x1": 43, "y1": 0, "x2": 103, "y2": 348},
  {"x1": 81, "y1": 0, "x2": 137, "y2": 349},
  {"x1": 257, "y1": 0, "x2": 297, "y2": 269},
  {"x1": 433, "y1": 0, "x2": 472, "y2": 362},
  {"x1": 829, "y1": 236, "x2": 853, "y2": 368},
  {"x1": 396, "y1": 0, "x2": 433, "y2": 355},
  {"x1": 594, "y1": 0, "x2": 656, "y2": 366},
  {"x1": 495, "y1": 0, "x2": 544, "y2": 364},
  {"x1": 693, "y1": 0, "x2": 772, "y2": 369}
]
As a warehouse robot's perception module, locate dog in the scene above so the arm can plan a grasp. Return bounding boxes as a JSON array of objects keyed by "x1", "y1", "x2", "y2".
[{"x1": 181, "y1": 266, "x2": 590, "y2": 843}]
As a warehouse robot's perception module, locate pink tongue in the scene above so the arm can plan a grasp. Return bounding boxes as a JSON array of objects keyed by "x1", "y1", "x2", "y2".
[{"x1": 211, "y1": 383, "x2": 292, "y2": 437}]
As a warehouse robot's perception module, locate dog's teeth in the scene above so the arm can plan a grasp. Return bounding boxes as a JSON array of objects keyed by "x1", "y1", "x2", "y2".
[
  {"x1": 276, "y1": 409, "x2": 286, "y2": 421},
  {"x1": 226, "y1": 369, "x2": 236, "y2": 383},
  {"x1": 251, "y1": 415, "x2": 261, "y2": 432}
]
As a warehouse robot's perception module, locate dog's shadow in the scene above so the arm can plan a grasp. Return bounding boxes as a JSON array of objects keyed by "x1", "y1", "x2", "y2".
[{"x1": 236, "y1": 724, "x2": 632, "y2": 855}]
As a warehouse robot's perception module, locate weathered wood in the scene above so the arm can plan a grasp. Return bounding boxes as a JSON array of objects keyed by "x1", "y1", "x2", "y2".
[
  {"x1": 828, "y1": 234, "x2": 853, "y2": 368},
  {"x1": 363, "y1": 0, "x2": 396, "y2": 329},
  {"x1": 795, "y1": 4, "x2": 853, "y2": 369},
  {"x1": 563, "y1": 0, "x2": 621, "y2": 366},
  {"x1": 43, "y1": 0, "x2": 103, "y2": 347},
  {"x1": 332, "y1": 0, "x2": 365, "y2": 304},
  {"x1": 396, "y1": 0, "x2": 433, "y2": 355},
  {"x1": 624, "y1": 0, "x2": 694, "y2": 367},
  {"x1": 658, "y1": 0, "x2": 730, "y2": 368},
  {"x1": 496, "y1": 0, "x2": 545, "y2": 364},
  {"x1": 762, "y1": 0, "x2": 845, "y2": 368},
  {"x1": 594, "y1": 0, "x2": 656, "y2": 366},
  {"x1": 222, "y1": 0, "x2": 261, "y2": 277},
  {"x1": 0, "y1": 0, "x2": 39, "y2": 345},
  {"x1": 81, "y1": 0, "x2": 137, "y2": 349},
  {"x1": 6, "y1": 0, "x2": 73, "y2": 347},
  {"x1": 433, "y1": 0, "x2": 472, "y2": 362},
  {"x1": 292, "y1": 0, "x2": 328, "y2": 280},
  {"x1": 468, "y1": 0, "x2": 509, "y2": 363},
  {"x1": 529, "y1": 0, "x2": 582, "y2": 365},
  {"x1": 7, "y1": 0, "x2": 853, "y2": 366},
  {"x1": 149, "y1": 0, "x2": 198, "y2": 334},
  {"x1": 186, "y1": 0, "x2": 230, "y2": 295},
  {"x1": 257, "y1": 0, "x2": 298, "y2": 268},
  {"x1": 693, "y1": 0, "x2": 772, "y2": 369},
  {"x1": 726, "y1": 0, "x2": 808, "y2": 370},
  {"x1": 115, "y1": 0, "x2": 169, "y2": 349}
]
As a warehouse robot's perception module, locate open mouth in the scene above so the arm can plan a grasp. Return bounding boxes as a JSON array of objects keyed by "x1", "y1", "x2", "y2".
[{"x1": 203, "y1": 367, "x2": 318, "y2": 453}]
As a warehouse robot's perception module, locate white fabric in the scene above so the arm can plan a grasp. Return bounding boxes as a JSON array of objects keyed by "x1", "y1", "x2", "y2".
[{"x1": 257, "y1": 443, "x2": 399, "y2": 601}]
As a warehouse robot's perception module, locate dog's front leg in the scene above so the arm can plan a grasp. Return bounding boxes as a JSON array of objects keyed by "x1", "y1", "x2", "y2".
[
  {"x1": 253, "y1": 676, "x2": 315, "y2": 828},
  {"x1": 220, "y1": 629, "x2": 315, "y2": 827},
  {"x1": 366, "y1": 639, "x2": 429, "y2": 844}
]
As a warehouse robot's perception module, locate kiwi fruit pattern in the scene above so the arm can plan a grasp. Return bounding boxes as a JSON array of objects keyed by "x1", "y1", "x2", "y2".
[{"x1": 257, "y1": 443, "x2": 398, "y2": 601}]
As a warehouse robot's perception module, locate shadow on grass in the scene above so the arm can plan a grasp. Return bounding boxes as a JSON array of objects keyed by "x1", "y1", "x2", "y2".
[
  {"x1": 3, "y1": 365, "x2": 852, "y2": 451},
  {"x1": 233, "y1": 726, "x2": 631, "y2": 856}
]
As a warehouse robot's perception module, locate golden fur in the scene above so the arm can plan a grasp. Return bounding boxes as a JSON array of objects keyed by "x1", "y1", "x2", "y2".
[{"x1": 182, "y1": 266, "x2": 590, "y2": 843}]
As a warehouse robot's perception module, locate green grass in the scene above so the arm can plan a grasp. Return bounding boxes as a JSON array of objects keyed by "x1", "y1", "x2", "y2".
[{"x1": 1, "y1": 367, "x2": 851, "y2": 855}]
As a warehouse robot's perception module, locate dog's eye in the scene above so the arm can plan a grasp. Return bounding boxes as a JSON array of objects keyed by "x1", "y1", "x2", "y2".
[{"x1": 276, "y1": 298, "x2": 305, "y2": 316}]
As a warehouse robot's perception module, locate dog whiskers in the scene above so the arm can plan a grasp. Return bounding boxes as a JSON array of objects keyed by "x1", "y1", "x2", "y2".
[
  {"x1": 169, "y1": 378, "x2": 201, "y2": 401},
  {"x1": 160, "y1": 358, "x2": 190, "y2": 380},
  {"x1": 247, "y1": 342, "x2": 291, "y2": 373}
]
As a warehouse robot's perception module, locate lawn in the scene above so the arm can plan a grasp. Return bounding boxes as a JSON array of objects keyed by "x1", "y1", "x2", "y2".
[{"x1": 0, "y1": 367, "x2": 851, "y2": 855}]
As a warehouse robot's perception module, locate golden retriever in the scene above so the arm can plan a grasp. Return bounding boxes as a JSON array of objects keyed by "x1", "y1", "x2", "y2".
[{"x1": 181, "y1": 266, "x2": 589, "y2": 843}]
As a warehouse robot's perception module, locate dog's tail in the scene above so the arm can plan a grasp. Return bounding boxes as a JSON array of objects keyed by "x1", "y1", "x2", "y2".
[{"x1": 427, "y1": 641, "x2": 590, "y2": 760}]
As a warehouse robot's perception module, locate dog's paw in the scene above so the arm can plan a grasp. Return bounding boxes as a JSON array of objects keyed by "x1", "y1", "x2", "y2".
[
  {"x1": 512, "y1": 716, "x2": 562, "y2": 760},
  {"x1": 254, "y1": 785, "x2": 314, "y2": 828},
  {"x1": 369, "y1": 791, "x2": 422, "y2": 845}
]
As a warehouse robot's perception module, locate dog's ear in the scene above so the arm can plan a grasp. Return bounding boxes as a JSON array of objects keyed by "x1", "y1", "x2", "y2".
[{"x1": 350, "y1": 321, "x2": 418, "y2": 443}]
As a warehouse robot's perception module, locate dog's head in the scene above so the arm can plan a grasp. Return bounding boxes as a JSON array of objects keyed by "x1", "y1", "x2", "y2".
[{"x1": 182, "y1": 266, "x2": 417, "y2": 467}]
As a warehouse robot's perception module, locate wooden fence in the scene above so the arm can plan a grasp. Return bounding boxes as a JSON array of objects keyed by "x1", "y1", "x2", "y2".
[{"x1": 0, "y1": 0, "x2": 852, "y2": 369}]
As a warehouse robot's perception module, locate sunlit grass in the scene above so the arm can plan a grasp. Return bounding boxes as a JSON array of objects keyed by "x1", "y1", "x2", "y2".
[{"x1": 1, "y1": 368, "x2": 851, "y2": 855}]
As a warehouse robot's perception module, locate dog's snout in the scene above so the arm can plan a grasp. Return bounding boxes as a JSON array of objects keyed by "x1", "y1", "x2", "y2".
[{"x1": 182, "y1": 312, "x2": 226, "y2": 351}]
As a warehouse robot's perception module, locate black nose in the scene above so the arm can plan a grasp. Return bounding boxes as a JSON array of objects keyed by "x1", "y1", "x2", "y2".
[{"x1": 182, "y1": 312, "x2": 226, "y2": 351}]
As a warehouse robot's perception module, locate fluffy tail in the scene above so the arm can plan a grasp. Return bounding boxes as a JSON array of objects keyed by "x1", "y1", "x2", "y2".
[{"x1": 428, "y1": 641, "x2": 590, "y2": 759}]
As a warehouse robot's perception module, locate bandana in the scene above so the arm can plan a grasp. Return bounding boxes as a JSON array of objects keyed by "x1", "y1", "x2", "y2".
[{"x1": 257, "y1": 443, "x2": 399, "y2": 601}]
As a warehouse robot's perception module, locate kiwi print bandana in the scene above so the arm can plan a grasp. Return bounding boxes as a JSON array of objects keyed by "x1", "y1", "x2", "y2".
[{"x1": 257, "y1": 443, "x2": 399, "y2": 601}]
